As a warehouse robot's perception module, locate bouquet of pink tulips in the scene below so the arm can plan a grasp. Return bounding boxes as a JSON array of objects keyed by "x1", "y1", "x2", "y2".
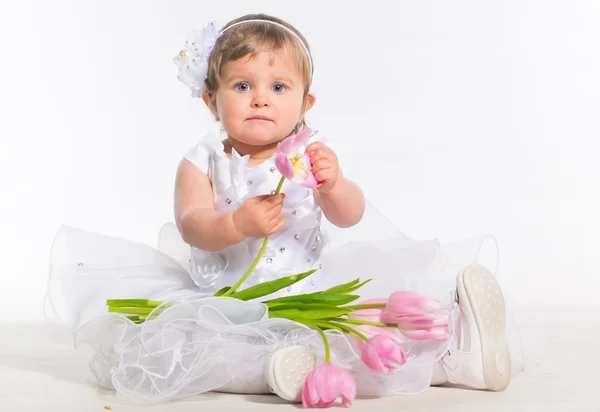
[{"x1": 106, "y1": 128, "x2": 449, "y2": 408}]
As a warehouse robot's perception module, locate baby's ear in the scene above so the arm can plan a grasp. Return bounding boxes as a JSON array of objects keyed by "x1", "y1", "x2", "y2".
[
  {"x1": 202, "y1": 91, "x2": 220, "y2": 121},
  {"x1": 305, "y1": 93, "x2": 316, "y2": 112}
]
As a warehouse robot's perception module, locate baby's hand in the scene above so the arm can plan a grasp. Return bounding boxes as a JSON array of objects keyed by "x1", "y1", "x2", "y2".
[
  {"x1": 232, "y1": 193, "x2": 287, "y2": 238},
  {"x1": 305, "y1": 142, "x2": 340, "y2": 193}
]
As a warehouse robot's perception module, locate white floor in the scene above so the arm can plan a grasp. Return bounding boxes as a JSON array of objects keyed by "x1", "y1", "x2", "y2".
[{"x1": 1, "y1": 306, "x2": 598, "y2": 412}]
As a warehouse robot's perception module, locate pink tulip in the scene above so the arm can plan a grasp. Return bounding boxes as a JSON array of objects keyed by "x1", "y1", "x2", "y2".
[
  {"x1": 348, "y1": 298, "x2": 397, "y2": 324},
  {"x1": 302, "y1": 363, "x2": 356, "y2": 408},
  {"x1": 386, "y1": 291, "x2": 450, "y2": 341},
  {"x1": 361, "y1": 334, "x2": 407, "y2": 373},
  {"x1": 275, "y1": 127, "x2": 321, "y2": 189},
  {"x1": 347, "y1": 324, "x2": 403, "y2": 351},
  {"x1": 348, "y1": 298, "x2": 387, "y2": 322},
  {"x1": 386, "y1": 291, "x2": 440, "y2": 319},
  {"x1": 397, "y1": 313, "x2": 450, "y2": 341}
]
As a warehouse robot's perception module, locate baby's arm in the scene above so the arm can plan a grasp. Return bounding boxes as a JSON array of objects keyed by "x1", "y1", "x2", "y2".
[
  {"x1": 305, "y1": 141, "x2": 365, "y2": 228},
  {"x1": 174, "y1": 159, "x2": 243, "y2": 252},
  {"x1": 314, "y1": 176, "x2": 365, "y2": 228}
]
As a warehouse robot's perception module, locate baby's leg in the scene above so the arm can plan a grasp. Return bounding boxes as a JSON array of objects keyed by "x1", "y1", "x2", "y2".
[
  {"x1": 216, "y1": 365, "x2": 271, "y2": 395},
  {"x1": 211, "y1": 345, "x2": 316, "y2": 399},
  {"x1": 432, "y1": 264, "x2": 511, "y2": 391}
]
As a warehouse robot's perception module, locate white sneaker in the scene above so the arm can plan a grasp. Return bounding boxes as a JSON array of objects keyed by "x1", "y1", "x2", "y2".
[
  {"x1": 439, "y1": 264, "x2": 511, "y2": 391},
  {"x1": 265, "y1": 345, "x2": 317, "y2": 402}
]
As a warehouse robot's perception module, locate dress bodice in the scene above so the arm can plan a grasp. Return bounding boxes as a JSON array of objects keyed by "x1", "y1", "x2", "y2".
[{"x1": 183, "y1": 132, "x2": 327, "y2": 296}]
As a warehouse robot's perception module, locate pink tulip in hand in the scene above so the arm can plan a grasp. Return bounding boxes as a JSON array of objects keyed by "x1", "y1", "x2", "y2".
[
  {"x1": 304, "y1": 140, "x2": 340, "y2": 193},
  {"x1": 302, "y1": 363, "x2": 356, "y2": 408},
  {"x1": 275, "y1": 127, "x2": 321, "y2": 189}
]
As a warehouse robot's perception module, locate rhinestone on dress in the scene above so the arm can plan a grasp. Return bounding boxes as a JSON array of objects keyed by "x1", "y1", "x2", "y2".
[
  {"x1": 247, "y1": 180, "x2": 253, "y2": 186},
  {"x1": 292, "y1": 210, "x2": 297, "y2": 215},
  {"x1": 280, "y1": 247, "x2": 286, "y2": 253},
  {"x1": 271, "y1": 190, "x2": 276, "y2": 194},
  {"x1": 311, "y1": 246, "x2": 317, "y2": 252},
  {"x1": 225, "y1": 198, "x2": 232, "y2": 205},
  {"x1": 266, "y1": 258, "x2": 273, "y2": 263},
  {"x1": 306, "y1": 257, "x2": 311, "y2": 262},
  {"x1": 77, "y1": 262, "x2": 83, "y2": 267},
  {"x1": 294, "y1": 234, "x2": 300, "y2": 240},
  {"x1": 287, "y1": 286, "x2": 292, "y2": 292},
  {"x1": 316, "y1": 235, "x2": 321, "y2": 242},
  {"x1": 270, "y1": 166, "x2": 276, "y2": 173},
  {"x1": 319, "y1": 264, "x2": 323, "y2": 269}
]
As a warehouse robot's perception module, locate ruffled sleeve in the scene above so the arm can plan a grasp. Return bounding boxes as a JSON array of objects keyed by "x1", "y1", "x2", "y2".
[{"x1": 183, "y1": 132, "x2": 221, "y2": 175}]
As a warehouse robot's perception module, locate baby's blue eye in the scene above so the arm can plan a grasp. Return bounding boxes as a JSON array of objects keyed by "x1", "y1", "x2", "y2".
[
  {"x1": 272, "y1": 83, "x2": 286, "y2": 93},
  {"x1": 236, "y1": 82, "x2": 251, "y2": 92}
]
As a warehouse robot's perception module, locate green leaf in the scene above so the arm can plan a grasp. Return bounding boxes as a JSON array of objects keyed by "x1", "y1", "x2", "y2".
[
  {"x1": 268, "y1": 303, "x2": 352, "y2": 320},
  {"x1": 230, "y1": 269, "x2": 317, "y2": 301},
  {"x1": 313, "y1": 320, "x2": 345, "y2": 332},
  {"x1": 108, "y1": 306, "x2": 166, "y2": 320},
  {"x1": 108, "y1": 306, "x2": 166, "y2": 316},
  {"x1": 320, "y1": 278, "x2": 361, "y2": 295},
  {"x1": 214, "y1": 286, "x2": 231, "y2": 297},
  {"x1": 265, "y1": 293, "x2": 360, "y2": 307},
  {"x1": 344, "y1": 278, "x2": 373, "y2": 294}
]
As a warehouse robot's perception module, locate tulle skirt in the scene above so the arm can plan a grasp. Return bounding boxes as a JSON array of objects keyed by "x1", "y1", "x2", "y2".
[{"x1": 45, "y1": 202, "x2": 523, "y2": 403}]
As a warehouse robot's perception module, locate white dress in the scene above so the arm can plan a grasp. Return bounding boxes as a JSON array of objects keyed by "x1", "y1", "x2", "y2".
[{"x1": 45, "y1": 131, "x2": 522, "y2": 402}]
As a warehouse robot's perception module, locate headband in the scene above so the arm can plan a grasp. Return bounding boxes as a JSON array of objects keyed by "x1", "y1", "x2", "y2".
[{"x1": 173, "y1": 20, "x2": 313, "y2": 98}]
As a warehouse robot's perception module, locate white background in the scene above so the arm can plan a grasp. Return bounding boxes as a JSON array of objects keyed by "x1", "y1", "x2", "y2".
[{"x1": 1, "y1": 0, "x2": 598, "y2": 321}]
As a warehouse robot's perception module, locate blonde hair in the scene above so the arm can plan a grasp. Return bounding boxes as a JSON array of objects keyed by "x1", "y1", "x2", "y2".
[{"x1": 204, "y1": 14, "x2": 314, "y2": 134}]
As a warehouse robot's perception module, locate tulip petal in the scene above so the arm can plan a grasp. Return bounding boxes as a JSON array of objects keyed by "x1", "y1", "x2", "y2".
[
  {"x1": 278, "y1": 127, "x2": 313, "y2": 155},
  {"x1": 401, "y1": 328, "x2": 449, "y2": 341},
  {"x1": 301, "y1": 363, "x2": 355, "y2": 408},
  {"x1": 387, "y1": 291, "x2": 440, "y2": 318},
  {"x1": 292, "y1": 127, "x2": 313, "y2": 151},
  {"x1": 340, "y1": 369, "x2": 356, "y2": 408},
  {"x1": 302, "y1": 370, "x2": 319, "y2": 408},
  {"x1": 278, "y1": 133, "x2": 296, "y2": 155},
  {"x1": 361, "y1": 343, "x2": 386, "y2": 373},
  {"x1": 275, "y1": 152, "x2": 294, "y2": 179},
  {"x1": 317, "y1": 365, "x2": 338, "y2": 404}
]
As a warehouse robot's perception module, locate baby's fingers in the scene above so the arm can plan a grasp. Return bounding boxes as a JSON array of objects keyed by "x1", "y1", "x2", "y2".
[
  {"x1": 268, "y1": 217, "x2": 286, "y2": 234},
  {"x1": 261, "y1": 193, "x2": 286, "y2": 210}
]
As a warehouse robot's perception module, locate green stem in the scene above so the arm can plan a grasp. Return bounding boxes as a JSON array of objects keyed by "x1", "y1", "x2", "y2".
[
  {"x1": 296, "y1": 319, "x2": 331, "y2": 363},
  {"x1": 319, "y1": 320, "x2": 369, "y2": 342},
  {"x1": 331, "y1": 317, "x2": 397, "y2": 328},
  {"x1": 314, "y1": 326, "x2": 331, "y2": 363},
  {"x1": 274, "y1": 176, "x2": 286, "y2": 193},
  {"x1": 342, "y1": 303, "x2": 386, "y2": 311},
  {"x1": 222, "y1": 175, "x2": 286, "y2": 297}
]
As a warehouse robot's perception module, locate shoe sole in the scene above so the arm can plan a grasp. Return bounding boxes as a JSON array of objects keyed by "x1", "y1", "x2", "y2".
[
  {"x1": 265, "y1": 345, "x2": 317, "y2": 402},
  {"x1": 458, "y1": 264, "x2": 511, "y2": 391}
]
